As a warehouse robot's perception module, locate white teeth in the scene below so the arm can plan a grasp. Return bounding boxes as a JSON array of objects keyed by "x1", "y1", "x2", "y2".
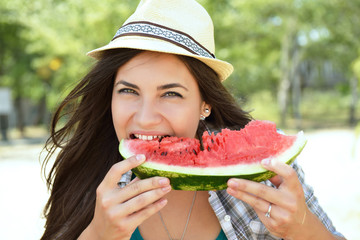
[{"x1": 133, "y1": 134, "x2": 160, "y2": 140}]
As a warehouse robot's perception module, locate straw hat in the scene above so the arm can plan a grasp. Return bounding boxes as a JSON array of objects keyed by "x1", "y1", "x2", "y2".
[{"x1": 87, "y1": 0, "x2": 233, "y2": 81}]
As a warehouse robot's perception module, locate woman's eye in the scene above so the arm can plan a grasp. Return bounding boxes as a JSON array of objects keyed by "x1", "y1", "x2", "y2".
[
  {"x1": 118, "y1": 88, "x2": 138, "y2": 95},
  {"x1": 163, "y1": 91, "x2": 183, "y2": 98}
]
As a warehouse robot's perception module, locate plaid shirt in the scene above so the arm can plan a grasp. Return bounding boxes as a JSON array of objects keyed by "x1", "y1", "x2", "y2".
[{"x1": 120, "y1": 160, "x2": 344, "y2": 239}]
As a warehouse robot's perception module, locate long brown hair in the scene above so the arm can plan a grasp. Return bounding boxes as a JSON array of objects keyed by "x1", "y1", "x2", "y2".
[{"x1": 41, "y1": 49, "x2": 252, "y2": 240}]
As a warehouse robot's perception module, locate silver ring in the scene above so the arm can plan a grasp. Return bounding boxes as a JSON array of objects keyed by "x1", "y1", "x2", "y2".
[
  {"x1": 265, "y1": 203, "x2": 272, "y2": 218},
  {"x1": 117, "y1": 170, "x2": 132, "y2": 188},
  {"x1": 117, "y1": 182, "x2": 126, "y2": 188}
]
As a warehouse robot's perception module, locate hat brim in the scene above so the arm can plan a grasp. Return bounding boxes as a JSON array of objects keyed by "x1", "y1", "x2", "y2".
[{"x1": 87, "y1": 36, "x2": 233, "y2": 81}]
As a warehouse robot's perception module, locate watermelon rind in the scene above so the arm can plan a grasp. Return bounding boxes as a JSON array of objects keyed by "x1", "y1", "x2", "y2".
[
  {"x1": 132, "y1": 166, "x2": 277, "y2": 191},
  {"x1": 119, "y1": 131, "x2": 307, "y2": 191}
]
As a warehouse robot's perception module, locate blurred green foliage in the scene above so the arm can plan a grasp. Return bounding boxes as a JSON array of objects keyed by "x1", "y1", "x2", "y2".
[{"x1": 0, "y1": 0, "x2": 359, "y2": 129}]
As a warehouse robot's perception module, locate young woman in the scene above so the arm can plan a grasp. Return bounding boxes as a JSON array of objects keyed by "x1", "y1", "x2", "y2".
[{"x1": 41, "y1": 0, "x2": 345, "y2": 239}]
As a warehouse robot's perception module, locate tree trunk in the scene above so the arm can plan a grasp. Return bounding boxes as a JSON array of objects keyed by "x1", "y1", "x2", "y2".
[
  {"x1": 349, "y1": 75, "x2": 358, "y2": 125},
  {"x1": 34, "y1": 94, "x2": 47, "y2": 126},
  {"x1": 278, "y1": 32, "x2": 291, "y2": 127},
  {"x1": 292, "y1": 74, "x2": 302, "y2": 129},
  {"x1": 278, "y1": 17, "x2": 300, "y2": 128},
  {"x1": 0, "y1": 114, "x2": 9, "y2": 141},
  {"x1": 291, "y1": 44, "x2": 302, "y2": 130},
  {"x1": 14, "y1": 97, "x2": 25, "y2": 137}
]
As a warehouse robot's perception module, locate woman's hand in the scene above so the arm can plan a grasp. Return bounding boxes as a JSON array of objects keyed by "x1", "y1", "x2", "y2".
[
  {"x1": 226, "y1": 159, "x2": 309, "y2": 239},
  {"x1": 79, "y1": 154, "x2": 171, "y2": 240}
]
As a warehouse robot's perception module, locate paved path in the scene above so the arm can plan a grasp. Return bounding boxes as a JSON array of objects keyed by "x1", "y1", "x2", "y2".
[
  {"x1": 0, "y1": 142, "x2": 50, "y2": 240},
  {"x1": 296, "y1": 129, "x2": 360, "y2": 239},
  {"x1": 0, "y1": 130, "x2": 359, "y2": 239}
]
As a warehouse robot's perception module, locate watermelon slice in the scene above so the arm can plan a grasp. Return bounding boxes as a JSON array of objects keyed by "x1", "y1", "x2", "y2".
[{"x1": 119, "y1": 120, "x2": 307, "y2": 191}]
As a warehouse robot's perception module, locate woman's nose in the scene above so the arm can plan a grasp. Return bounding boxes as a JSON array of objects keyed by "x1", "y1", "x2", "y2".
[{"x1": 133, "y1": 100, "x2": 162, "y2": 129}]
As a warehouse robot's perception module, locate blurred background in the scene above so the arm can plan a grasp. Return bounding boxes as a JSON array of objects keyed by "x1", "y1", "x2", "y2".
[{"x1": 0, "y1": 0, "x2": 359, "y2": 239}]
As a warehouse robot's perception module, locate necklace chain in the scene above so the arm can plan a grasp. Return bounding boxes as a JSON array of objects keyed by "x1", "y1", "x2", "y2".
[{"x1": 158, "y1": 191, "x2": 197, "y2": 240}]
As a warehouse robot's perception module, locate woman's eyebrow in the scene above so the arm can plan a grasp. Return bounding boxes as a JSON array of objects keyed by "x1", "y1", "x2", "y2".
[
  {"x1": 115, "y1": 81, "x2": 188, "y2": 91},
  {"x1": 115, "y1": 80, "x2": 139, "y2": 90},
  {"x1": 157, "y1": 83, "x2": 188, "y2": 91}
]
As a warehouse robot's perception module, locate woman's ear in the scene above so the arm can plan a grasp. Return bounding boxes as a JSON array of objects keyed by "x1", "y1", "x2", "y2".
[{"x1": 201, "y1": 103, "x2": 211, "y2": 117}]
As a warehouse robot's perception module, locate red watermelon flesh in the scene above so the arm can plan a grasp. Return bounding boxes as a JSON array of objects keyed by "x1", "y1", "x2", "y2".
[{"x1": 121, "y1": 120, "x2": 297, "y2": 167}]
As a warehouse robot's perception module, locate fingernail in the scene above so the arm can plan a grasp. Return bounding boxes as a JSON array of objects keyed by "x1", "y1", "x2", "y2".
[
  {"x1": 159, "y1": 178, "x2": 169, "y2": 186},
  {"x1": 136, "y1": 154, "x2": 145, "y2": 162},
  {"x1": 162, "y1": 186, "x2": 171, "y2": 192},
  {"x1": 262, "y1": 159, "x2": 271, "y2": 166},
  {"x1": 159, "y1": 199, "x2": 168, "y2": 206},
  {"x1": 228, "y1": 179, "x2": 238, "y2": 188}
]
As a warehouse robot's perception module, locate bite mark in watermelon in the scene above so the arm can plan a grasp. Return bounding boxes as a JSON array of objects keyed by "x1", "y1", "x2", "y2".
[{"x1": 119, "y1": 120, "x2": 307, "y2": 191}]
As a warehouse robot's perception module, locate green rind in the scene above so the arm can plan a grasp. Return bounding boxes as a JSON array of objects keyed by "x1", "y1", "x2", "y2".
[
  {"x1": 133, "y1": 167, "x2": 275, "y2": 190},
  {"x1": 132, "y1": 151, "x2": 300, "y2": 191}
]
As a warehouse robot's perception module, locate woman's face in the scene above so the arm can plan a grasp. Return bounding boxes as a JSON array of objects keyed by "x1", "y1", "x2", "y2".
[{"x1": 111, "y1": 51, "x2": 210, "y2": 141}]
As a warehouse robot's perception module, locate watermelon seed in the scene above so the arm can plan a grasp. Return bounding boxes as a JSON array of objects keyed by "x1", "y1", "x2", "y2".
[
  {"x1": 207, "y1": 146, "x2": 211, "y2": 151},
  {"x1": 161, "y1": 151, "x2": 168, "y2": 156},
  {"x1": 192, "y1": 149, "x2": 197, "y2": 155}
]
